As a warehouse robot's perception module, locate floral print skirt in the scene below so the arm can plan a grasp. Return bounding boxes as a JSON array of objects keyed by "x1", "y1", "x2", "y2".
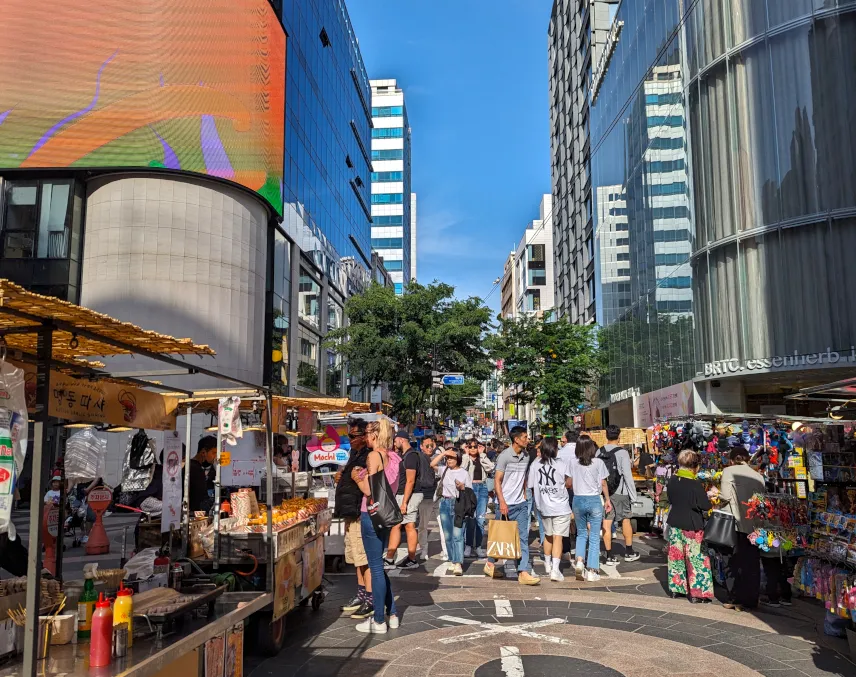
[{"x1": 667, "y1": 528, "x2": 714, "y2": 599}]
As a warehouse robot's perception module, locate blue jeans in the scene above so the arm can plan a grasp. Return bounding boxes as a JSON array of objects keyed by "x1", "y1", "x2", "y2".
[
  {"x1": 465, "y1": 482, "x2": 490, "y2": 548},
  {"x1": 489, "y1": 501, "x2": 532, "y2": 574},
  {"x1": 439, "y1": 497, "x2": 464, "y2": 564},
  {"x1": 360, "y1": 511, "x2": 397, "y2": 623},
  {"x1": 527, "y1": 488, "x2": 546, "y2": 546},
  {"x1": 573, "y1": 495, "x2": 604, "y2": 571}
]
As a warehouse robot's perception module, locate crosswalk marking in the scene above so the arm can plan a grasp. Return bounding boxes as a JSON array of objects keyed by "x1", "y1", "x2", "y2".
[
  {"x1": 501, "y1": 646, "x2": 524, "y2": 677},
  {"x1": 494, "y1": 599, "x2": 513, "y2": 617}
]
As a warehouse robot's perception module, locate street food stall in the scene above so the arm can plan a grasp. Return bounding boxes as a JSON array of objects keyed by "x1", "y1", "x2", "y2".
[{"x1": 0, "y1": 280, "x2": 365, "y2": 677}]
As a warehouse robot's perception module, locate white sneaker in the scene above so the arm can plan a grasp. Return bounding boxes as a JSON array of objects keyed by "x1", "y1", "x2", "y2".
[
  {"x1": 585, "y1": 569, "x2": 601, "y2": 582},
  {"x1": 388, "y1": 615, "x2": 400, "y2": 629},
  {"x1": 441, "y1": 551, "x2": 449, "y2": 561},
  {"x1": 476, "y1": 547, "x2": 487, "y2": 558},
  {"x1": 464, "y1": 545, "x2": 473, "y2": 558},
  {"x1": 574, "y1": 560, "x2": 585, "y2": 580},
  {"x1": 356, "y1": 618, "x2": 388, "y2": 634},
  {"x1": 550, "y1": 570, "x2": 565, "y2": 582}
]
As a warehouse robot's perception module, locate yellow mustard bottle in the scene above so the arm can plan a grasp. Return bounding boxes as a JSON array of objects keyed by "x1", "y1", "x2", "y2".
[{"x1": 113, "y1": 583, "x2": 134, "y2": 647}]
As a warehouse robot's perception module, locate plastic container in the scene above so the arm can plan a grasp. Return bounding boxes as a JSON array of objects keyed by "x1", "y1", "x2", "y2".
[
  {"x1": 112, "y1": 583, "x2": 134, "y2": 647},
  {"x1": 77, "y1": 570, "x2": 98, "y2": 640},
  {"x1": 89, "y1": 593, "x2": 113, "y2": 668}
]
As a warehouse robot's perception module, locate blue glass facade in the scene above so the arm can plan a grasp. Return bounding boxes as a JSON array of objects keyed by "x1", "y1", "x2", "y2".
[{"x1": 278, "y1": 0, "x2": 373, "y2": 290}]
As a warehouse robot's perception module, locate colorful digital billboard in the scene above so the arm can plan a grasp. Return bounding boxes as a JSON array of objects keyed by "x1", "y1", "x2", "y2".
[{"x1": 0, "y1": 0, "x2": 286, "y2": 214}]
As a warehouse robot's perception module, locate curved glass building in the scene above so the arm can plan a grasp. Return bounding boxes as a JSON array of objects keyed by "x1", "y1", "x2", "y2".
[{"x1": 552, "y1": 0, "x2": 856, "y2": 423}]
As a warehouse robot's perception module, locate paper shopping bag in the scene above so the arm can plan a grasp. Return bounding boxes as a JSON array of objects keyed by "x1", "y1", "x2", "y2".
[{"x1": 486, "y1": 517, "x2": 521, "y2": 560}]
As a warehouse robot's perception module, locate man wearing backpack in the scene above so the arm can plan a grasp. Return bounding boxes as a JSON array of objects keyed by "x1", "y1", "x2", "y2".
[
  {"x1": 384, "y1": 431, "x2": 423, "y2": 570},
  {"x1": 598, "y1": 425, "x2": 639, "y2": 564}
]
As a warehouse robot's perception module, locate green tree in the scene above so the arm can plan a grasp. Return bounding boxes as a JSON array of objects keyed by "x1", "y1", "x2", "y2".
[
  {"x1": 436, "y1": 378, "x2": 483, "y2": 422},
  {"x1": 489, "y1": 312, "x2": 602, "y2": 430},
  {"x1": 327, "y1": 282, "x2": 493, "y2": 425}
]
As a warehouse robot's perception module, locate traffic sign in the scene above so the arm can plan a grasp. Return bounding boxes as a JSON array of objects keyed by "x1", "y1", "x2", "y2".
[{"x1": 442, "y1": 374, "x2": 465, "y2": 386}]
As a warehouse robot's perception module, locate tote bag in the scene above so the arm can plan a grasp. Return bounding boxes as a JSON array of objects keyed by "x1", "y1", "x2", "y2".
[
  {"x1": 486, "y1": 515, "x2": 521, "y2": 560},
  {"x1": 703, "y1": 509, "x2": 738, "y2": 548},
  {"x1": 367, "y1": 452, "x2": 403, "y2": 532}
]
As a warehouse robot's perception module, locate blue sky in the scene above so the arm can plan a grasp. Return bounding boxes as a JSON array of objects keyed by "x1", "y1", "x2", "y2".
[{"x1": 347, "y1": 0, "x2": 553, "y2": 314}]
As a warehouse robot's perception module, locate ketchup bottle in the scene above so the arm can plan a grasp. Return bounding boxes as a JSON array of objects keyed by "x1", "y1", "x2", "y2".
[{"x1": 89, "y1": 593, "x2": 113, "y2": 667}]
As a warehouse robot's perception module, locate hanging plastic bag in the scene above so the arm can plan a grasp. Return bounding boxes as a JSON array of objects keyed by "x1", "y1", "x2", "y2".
[
  {"x1": 0, "y1": 360, "x2": 28, "y2": 537},
  {"x1": 218, "y1": 396, "x2": 243, "y2": 446},
  {"x1": 65, "y1": 427, "x2": 107, "y2": 483},
  {"x1": 120, "y1": 432, "x2": 155, "y2": 493}
]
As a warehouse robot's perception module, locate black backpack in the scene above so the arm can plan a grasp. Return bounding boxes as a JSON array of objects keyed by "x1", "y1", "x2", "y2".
[
  {"x1": 598, "y1": 446, "x2": 624, "y2": 496},
  {"x1": 405, "y1": 448, "x2": 434, "y2": 494}
]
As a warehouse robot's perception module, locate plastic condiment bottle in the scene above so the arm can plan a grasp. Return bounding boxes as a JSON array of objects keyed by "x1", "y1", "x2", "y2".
[
  {"x1": 77, "y1": 565, "x2": 98, "y2": 639},
  {"x1": 89, "y1": 593, "x2": 113, "y2": 667},
  {"x1": 113, "y1": 583, "x2": 134, "y2": 647}
]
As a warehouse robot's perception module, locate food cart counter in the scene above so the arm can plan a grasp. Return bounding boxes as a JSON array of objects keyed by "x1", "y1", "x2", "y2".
[{"x1": 0, "y1": 591, "x2": 271, "y2": 677}]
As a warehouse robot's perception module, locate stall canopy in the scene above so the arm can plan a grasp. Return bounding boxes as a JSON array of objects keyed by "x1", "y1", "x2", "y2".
[{"x1": 179, "y1": 390, "x2": 371, "y2": 415}]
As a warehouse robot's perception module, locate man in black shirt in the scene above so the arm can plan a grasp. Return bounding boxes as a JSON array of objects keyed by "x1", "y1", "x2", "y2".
[
  {"x1": 188, "y1": 436, "x2": 217, "y2": 514},
  {"x1": 384, "y1": 431, "x2": 422, "y2": 570},
  {"x1": 335, "y1": 418, "x2": 372, "y2": 617}
]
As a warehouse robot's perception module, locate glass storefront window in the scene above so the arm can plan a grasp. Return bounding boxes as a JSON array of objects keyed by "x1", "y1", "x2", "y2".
[
  {"x1": 328, "y1": 299, "x2": 342, "y2": 333},
  {"x1": 298, "y1": 268, "x2": 321, "y2": 329},
  {"x1": 298, "y1": 326, "x2": 320, "y2": 391},
  {"x1": 271, "y1": 294, "x2": 290, "y2": 393}
]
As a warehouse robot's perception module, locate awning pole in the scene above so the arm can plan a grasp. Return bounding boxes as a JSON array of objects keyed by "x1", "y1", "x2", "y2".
[
  {"x1": 182, "y1": 404, "x2": 193, "y2": 557},
  {"x1": 23, "y1": 325, "x2": 52, "y2": 677},
  {"x1": 265, "y1": 393, "x2": 274, "y2": 593},
  {"x1": 213, "y1": 420, "x2": 222, "y2": 571}
]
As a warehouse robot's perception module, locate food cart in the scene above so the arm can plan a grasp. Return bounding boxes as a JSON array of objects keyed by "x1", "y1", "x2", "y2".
[{"x1": 0, "y1": 280, "x2": 365, "y2": 677}]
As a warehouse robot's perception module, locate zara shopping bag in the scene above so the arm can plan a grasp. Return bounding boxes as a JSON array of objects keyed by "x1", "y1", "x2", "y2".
[
  {"x1": 367, "y1": 454, "x2": 403, "y2": 532},
  {"x1": 486, "y1": 515, "x2": 521, "y2": 560},
  {"x1": 703, "y1": 509, "x2": 738, "y2": 548}
]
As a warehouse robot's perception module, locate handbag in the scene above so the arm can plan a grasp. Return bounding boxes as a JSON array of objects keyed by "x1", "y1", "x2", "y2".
[
  {"x1": 434, "y1": 467, "x2": 448, "y2": 501},
  {"x1": 367, "y1": 452, "x2": 403, "y2": 532},
  {"x1": 486, "y1": 515, "x2": 521, "y2": 560},
  {"x1": 703, "y1": 509, "x2": 738, "y2": 548}
]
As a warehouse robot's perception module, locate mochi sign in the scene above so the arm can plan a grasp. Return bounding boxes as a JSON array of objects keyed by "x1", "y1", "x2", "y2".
[{"x1": 306, "y1": 426, "x2": 350, "y2": 468}]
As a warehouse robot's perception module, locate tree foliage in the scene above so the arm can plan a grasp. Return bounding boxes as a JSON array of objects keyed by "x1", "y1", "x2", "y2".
[
  {"x1": 489, "y1": 313, "x2": 603, "y2": 429},
  {"x1": 327, "y1": 282, "x2": 493, "y2": 425}
]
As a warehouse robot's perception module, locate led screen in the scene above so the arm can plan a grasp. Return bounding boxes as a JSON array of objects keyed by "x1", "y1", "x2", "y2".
[{"x1": 0, "y1": 0, "x2": 286, "y2": 214}]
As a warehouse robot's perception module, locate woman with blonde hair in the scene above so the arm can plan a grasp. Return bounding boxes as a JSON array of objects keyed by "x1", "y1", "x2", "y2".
[
  {"x1": 665, "y1": 449, "x2": 714, "y2": 603},
  {"x1": 351, "y1": 417, "x2": 402, "y2": 633}
]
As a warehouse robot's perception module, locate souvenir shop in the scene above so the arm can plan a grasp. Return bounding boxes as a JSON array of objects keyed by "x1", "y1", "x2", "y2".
[{"x1": 648, "y1": 406, "x2": 856, "y2": 639}]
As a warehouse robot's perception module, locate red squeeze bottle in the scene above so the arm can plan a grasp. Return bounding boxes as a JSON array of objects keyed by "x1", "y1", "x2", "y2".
[{"x1": 89, "y1": 593, "x2": 113, "y2": 667}]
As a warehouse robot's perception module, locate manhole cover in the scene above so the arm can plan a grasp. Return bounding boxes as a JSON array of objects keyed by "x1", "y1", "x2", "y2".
[{"x1": 474, "y1": 655, "x2": 624, "y2": 677}]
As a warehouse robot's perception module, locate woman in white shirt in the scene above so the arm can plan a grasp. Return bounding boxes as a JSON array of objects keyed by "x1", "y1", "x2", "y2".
[
  {"x1": 568, "y1": 437, "x2": 612, "y2": 582},
  {"x1": 431, "y1": 447, "x2": 472, "y2": 575},
  {"x1": 527, "y1": 437, "x2": 572, "y2": 582}
]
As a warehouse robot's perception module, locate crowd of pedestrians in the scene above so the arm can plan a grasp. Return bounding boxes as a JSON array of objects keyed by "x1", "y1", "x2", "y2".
[{"x1": 334, "y1": 418, "x2": 659, "y2": 631}]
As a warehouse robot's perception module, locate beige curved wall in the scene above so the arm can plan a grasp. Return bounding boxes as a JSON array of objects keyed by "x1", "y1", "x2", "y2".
[{"x1": 81, "y1": 174, "x2": 268, "y2": 389}]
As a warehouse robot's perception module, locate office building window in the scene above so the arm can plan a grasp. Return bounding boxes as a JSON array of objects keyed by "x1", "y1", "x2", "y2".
[
  {"x1": 654, "y1": 253, "x2": 690, "y2": 265},
  {"x1": 382, "y1": 259, "x2": 403, "y2": 271},
  {"x1": 646, "y1": 159, "x2": 686, "y2": 173},
  {"x1": 617, "y1": 268, "x2": 631, "y2": 276},
  {"x1": 373, "y1": 215, "x2": 403, "y2": 226},
  {"x1": 371, "y1": 171, "x2": 403, "y2": 182},
  {"x1": 616, "y1": 237, "x2": 629, "y2": 246},
  {"x1": 298, "y1": 269, "x2": 321, "y2": 329},
  {"x1": 617, "y1": 253, "x2": 630, "y2": 261},
  {"x1": 658, "y1": 276, "x2": 692, "y2": 289},
  {"x1": 645, "y1": 93, "x2": 683, "y2": 106},
  {"x1": 371, "y1": 237, "x2": 403, "y2": 249},
  {"x1": 528, "y1": 268, "x2": 547, "y2": 286},
  {"x1": 649, "y1": 137, "x2": 683, "y2": 150},
  {"x1": 647, "y1": 115, "x2": 683, "y2": 127},
  {"x1": 371, "y1": 193, "x2": 404, "y2": 204},
  {"x1": 656, "y1": 300, "x2": 693, "y2": 313},
  {"x1": 653, "y1": 229, "x2": 691, "y2": 243},
  {"x1": 394, "y1": 282, "x2": 403, "y2": 294},
  {"x1": 648, "y1": 182, "x2": 687, "y2": 196},
  {"x1": 525, "y1": 289, "x2": 541, "y2": 311},
  {"x1": 372, "y1": 106, "x2": 404, "y2": 117},
  {"x1": 371, "y1": 127, "x2": 404, "y2": 138},
  {"x1": 372, "y1": 149, "x2": 404, "y2": 161}
]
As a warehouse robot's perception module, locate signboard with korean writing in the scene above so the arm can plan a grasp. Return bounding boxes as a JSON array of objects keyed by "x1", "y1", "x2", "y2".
[{"x1": 20, "y1": 363, "x2": 177, "y2": 430}]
